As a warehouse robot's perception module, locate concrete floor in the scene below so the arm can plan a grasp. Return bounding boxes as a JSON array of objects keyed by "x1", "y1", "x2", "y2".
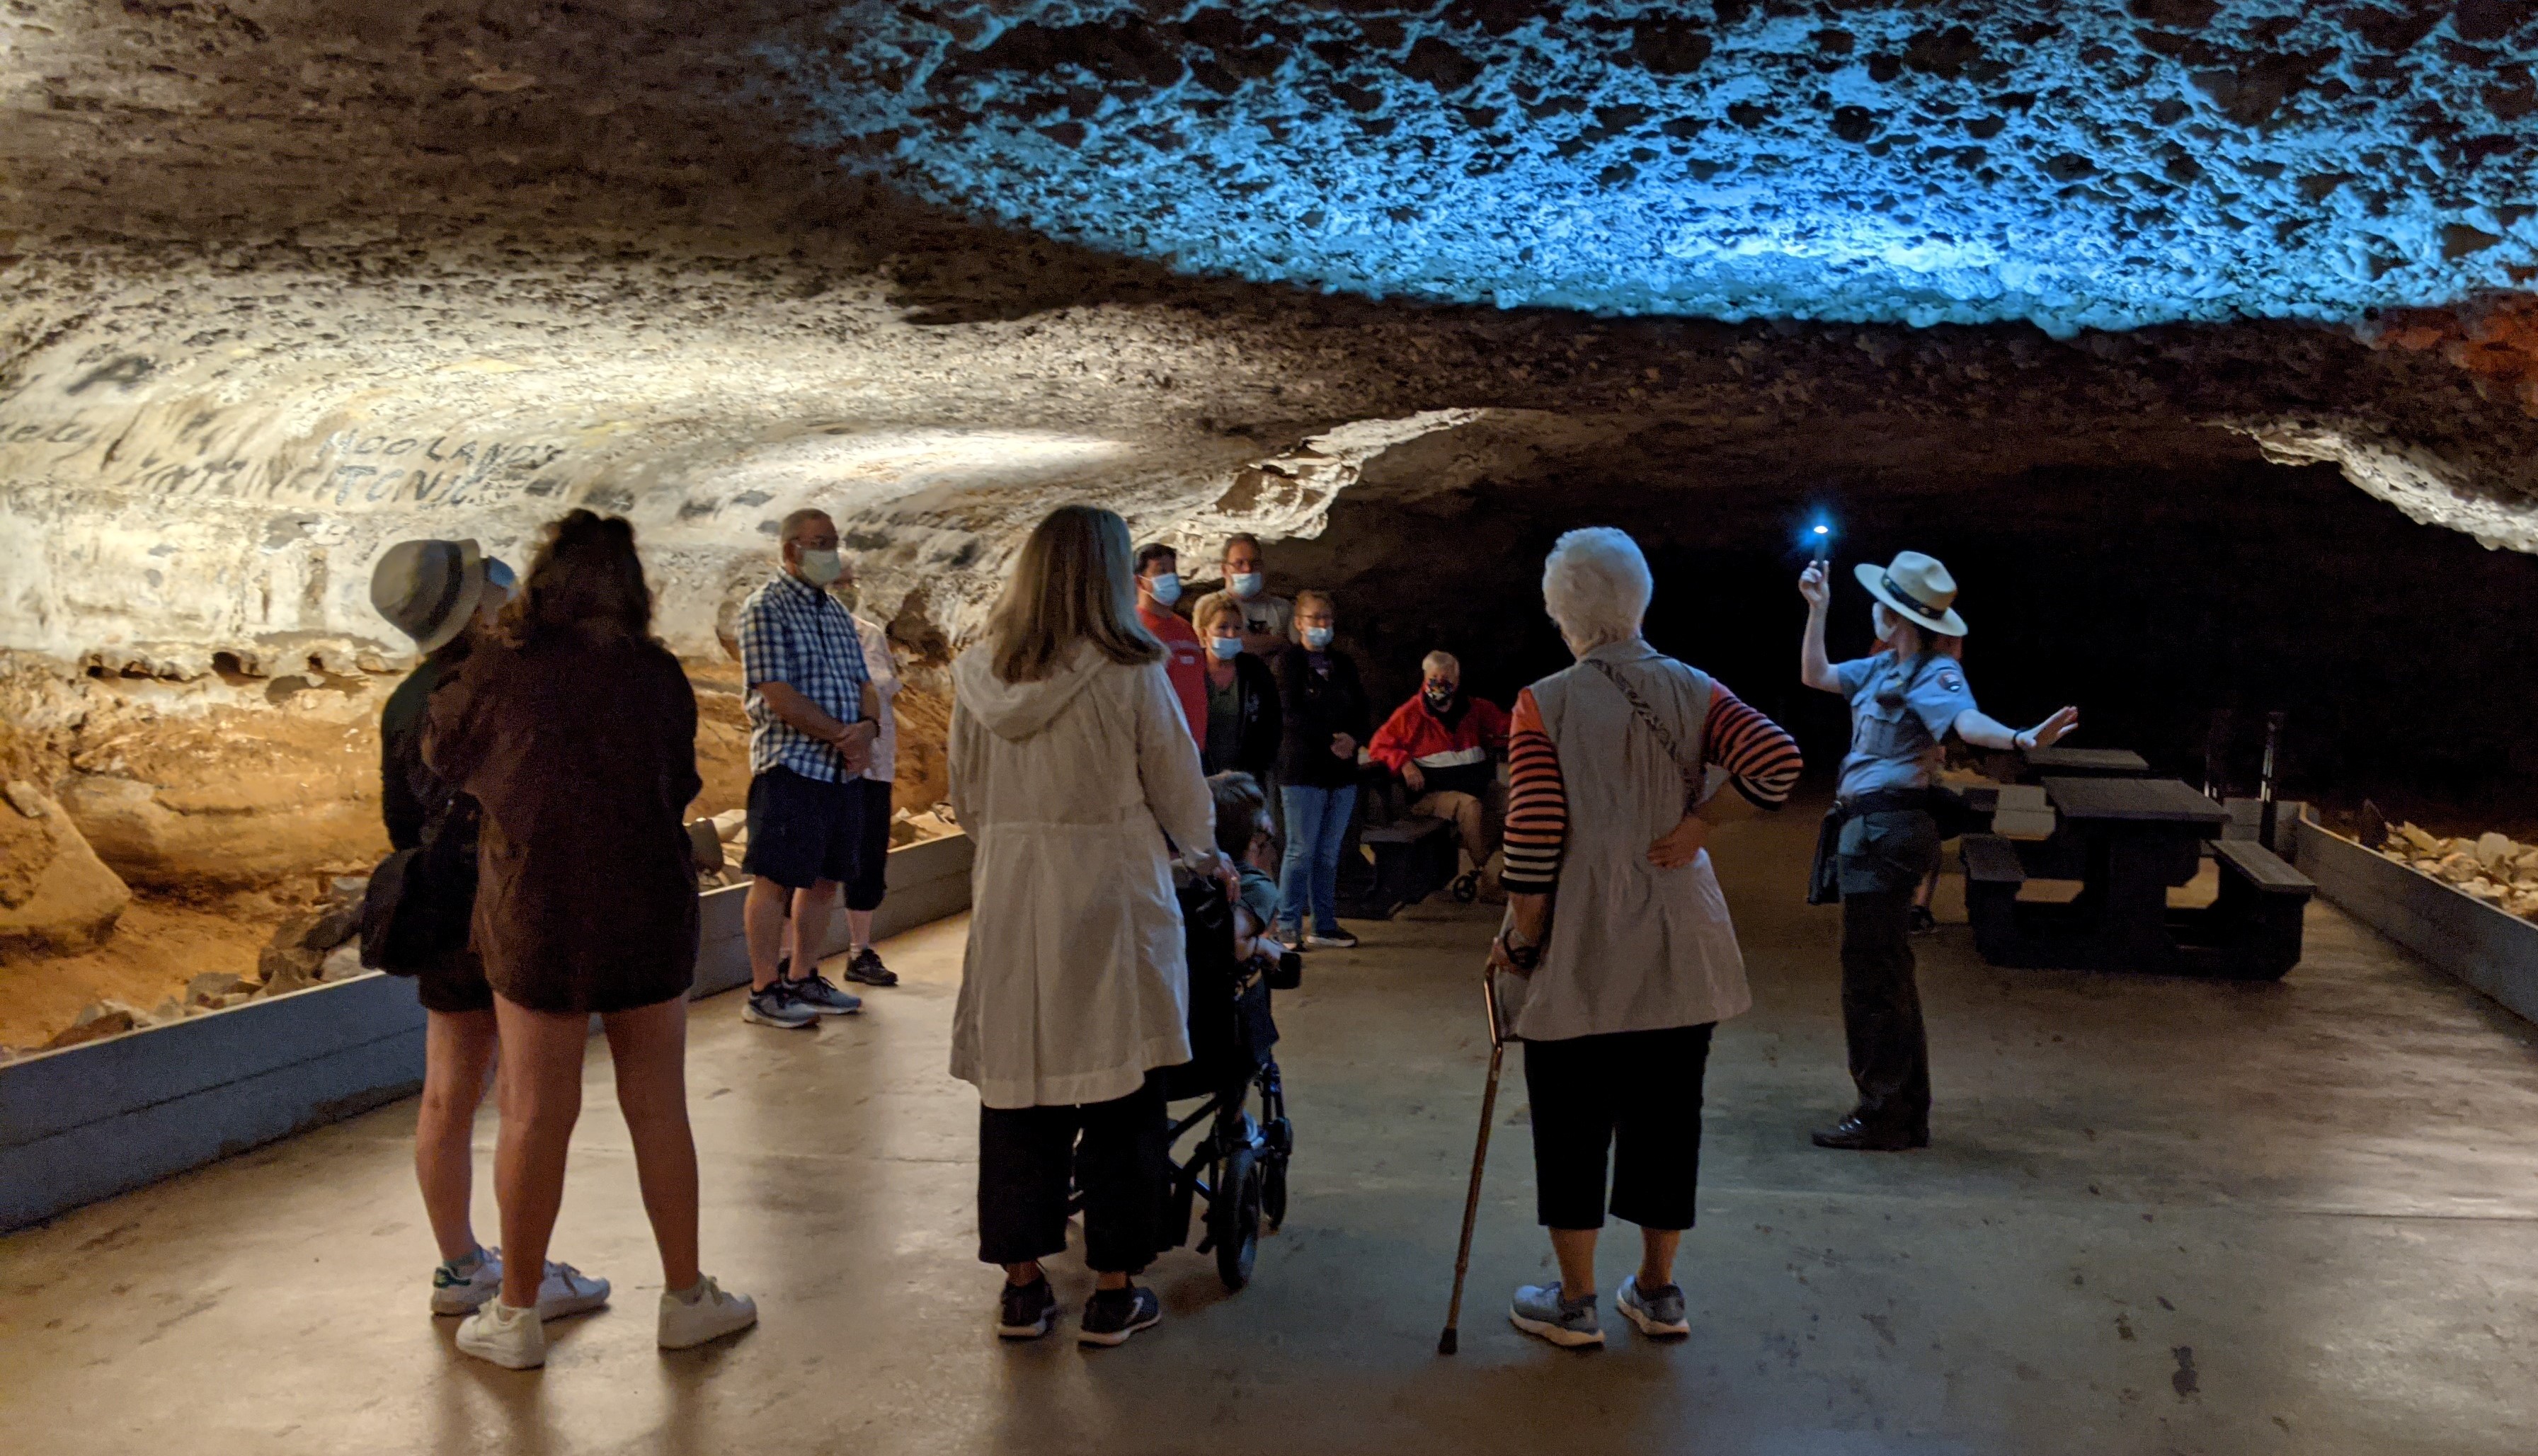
[{"x1": 6, "y1": 808, "x2": 2538, "y2": 1455}]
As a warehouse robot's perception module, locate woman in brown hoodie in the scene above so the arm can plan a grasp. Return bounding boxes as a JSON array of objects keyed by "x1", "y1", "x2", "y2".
[{"x1": 423, "y1": 509, "x2": 756, "y2": 1368}]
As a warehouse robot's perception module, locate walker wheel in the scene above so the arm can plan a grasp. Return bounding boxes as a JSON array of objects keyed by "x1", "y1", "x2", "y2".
[
  {"x1": 1212, "y1": 1146, "x2": 1264, "y2": 1290},
  {"x1": 1262, "y1": 1154, "x2": 1288, "y2": 1231},
  {"x1": 1451, "y1": 873, "x2": 1480, "y2": 904}
]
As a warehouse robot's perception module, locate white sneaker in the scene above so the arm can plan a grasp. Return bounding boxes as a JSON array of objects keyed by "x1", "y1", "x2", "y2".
[
  {"x1": 535, "y1": 1261, "x2": 611, "y2": 1321},
  {"x1": 455, "y1": 1298, "x2": 547, "y2": 1369},
  {"x1": 658, "y1": 1274, "x2": 758, "y2": 1350},
  {"x1": 430, "y1": 1251, "x2": 502, "y2": 1316}
]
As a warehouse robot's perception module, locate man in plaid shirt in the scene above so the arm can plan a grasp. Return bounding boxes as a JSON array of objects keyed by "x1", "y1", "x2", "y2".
[{"x1": 737, "y1": 508, "x2": 884, "y2": 1029}]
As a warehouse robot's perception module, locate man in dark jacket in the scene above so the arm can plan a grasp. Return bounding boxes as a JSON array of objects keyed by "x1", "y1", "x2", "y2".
[{"x1": 1368, "y1": 650, "x2": 1511, "y2": 901}]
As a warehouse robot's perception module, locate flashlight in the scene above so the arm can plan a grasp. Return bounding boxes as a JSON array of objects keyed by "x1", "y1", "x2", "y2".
[{"x1": 1809, "y1": 520, "x2": 1832, "y2": 568}]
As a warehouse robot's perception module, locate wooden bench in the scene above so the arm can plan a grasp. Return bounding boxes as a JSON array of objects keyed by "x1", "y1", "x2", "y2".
[
  {"x1": 1960, "y1": 834, "x2": 2027, "y2": 965},
  {"x1": 1334, "y1": 814, "x2": 1459, "y2": 920},
  {"x1": 2178, "y1": 839, "x2": 2314, "y2": 981}
]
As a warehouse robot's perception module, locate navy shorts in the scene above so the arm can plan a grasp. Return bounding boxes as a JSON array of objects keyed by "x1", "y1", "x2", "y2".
[{"x1": 743, "y1": 767, "x2": 869, "y2": 891}]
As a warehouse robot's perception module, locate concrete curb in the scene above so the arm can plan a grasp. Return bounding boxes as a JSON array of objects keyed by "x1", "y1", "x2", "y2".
[
  {"x1": 2292, "y1": 818, "x2": 2538, "y2": 1027},
  {"x1": 0, "y1": 832, "x2": 973, "y2": 1232}
]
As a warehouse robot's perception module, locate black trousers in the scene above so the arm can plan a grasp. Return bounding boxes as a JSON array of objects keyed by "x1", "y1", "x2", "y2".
[
  {"x1": 1839, "y1": 889, "x2": 1932, "y2": 1133},
  {"x1": 976, "y1": 1072, "x2": 1170, "y2": 1274},
  {"x1": 1523, "y1": 1023, "x2": 1714, "y2": 1232}
]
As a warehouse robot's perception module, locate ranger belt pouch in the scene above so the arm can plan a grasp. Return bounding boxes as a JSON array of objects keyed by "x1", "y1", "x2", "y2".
[{"x1": 1807, "y1": 789, "x2": 1941, "y2": 905}]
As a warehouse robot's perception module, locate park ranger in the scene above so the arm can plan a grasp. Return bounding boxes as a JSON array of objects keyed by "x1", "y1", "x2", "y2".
[{"x1": 1799, "y1": 551, "x2": 2079, "y2": 1152}]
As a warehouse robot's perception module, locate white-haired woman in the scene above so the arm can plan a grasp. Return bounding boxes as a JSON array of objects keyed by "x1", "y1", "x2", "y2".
[
  {"x1": 1487, "y1": 527, "x2": 1804, "y2": 1348},
  {"x1": 949, "y1": 503, "x2": 1218, "y2": 1348}
]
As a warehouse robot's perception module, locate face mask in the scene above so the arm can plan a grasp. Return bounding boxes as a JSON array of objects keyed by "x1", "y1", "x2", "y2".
[
  {"x1": 1424, "y1": 686, "x2": 1458, "y2": 712},
  {"x1": 1228, "y1": 571, "x2": 1264, "y2": 598},
  {"x1": 1303, "y1": 626, "x2": 1334, "y2": 650},
  {"x1": 1146, "y1": 573, "x2": 1182, "y2": 606},
  {"x1": 1208, "y1": 636, "x2": 1242, "y2": 660},
  {"x1": 797, "y1": 548, "x2": 844, "y2": 586}
]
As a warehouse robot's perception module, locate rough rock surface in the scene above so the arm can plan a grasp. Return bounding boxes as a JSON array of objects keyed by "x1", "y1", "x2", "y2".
[
  {"x1": 0, "y1": 786, "x2": 133, "y2": 958},
  {"x1": 782, "y1": 2, "x2": 2538, "y2": 333}
]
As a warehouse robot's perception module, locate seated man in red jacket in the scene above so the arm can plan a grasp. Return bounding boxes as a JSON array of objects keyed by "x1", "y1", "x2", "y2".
[{"x1": 1368, "y1": 651, "x2": 1513, "y2": 902}]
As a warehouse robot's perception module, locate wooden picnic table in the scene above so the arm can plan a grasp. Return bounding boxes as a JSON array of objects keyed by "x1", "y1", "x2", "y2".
[
  {"x1": 2017, "y1": 746, "x2": 2152, "y2": 779},
  {"x1": 1960, "y1": 776, "x2": 2312, "y2": 979}
]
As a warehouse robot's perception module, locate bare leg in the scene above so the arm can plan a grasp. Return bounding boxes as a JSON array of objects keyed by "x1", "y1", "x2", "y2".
[
  {"x1": 415, "y1": 1007, "x2": 499, "y2": 1263},
  {"x1": 1638, "y1": 1227, "x2": 1682, "y2": 1289},
  {"x1": 1549, "y1": 1227, "x2": 1599, "y2": 1299},
  {"x1": 602, "y1": 997, "x2": 701, "y2": 1292},
  {"x1": 1454, "y1": 794, "x2": 1490, "y2": 871},
  {"x1": 788, "y1": 880, "x2": 840, "y2": 978},
  {"x1": 491, "y1": 994, "x2": 588, "y2": 1309},
  {"x1": 743, "y1": 875, "x2": 791, "y2": 992},
  {"x1": 847, "y1": 907, "x2": 875, "y2": 953},
  {"x1": 1004, "y1": 1260, "x2": 1041, "y2": 1287}
]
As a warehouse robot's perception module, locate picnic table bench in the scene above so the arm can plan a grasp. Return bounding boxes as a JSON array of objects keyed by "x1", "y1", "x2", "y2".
[{"x1": 1961, "y1": 776, "x2": 2314, "y2": 980}]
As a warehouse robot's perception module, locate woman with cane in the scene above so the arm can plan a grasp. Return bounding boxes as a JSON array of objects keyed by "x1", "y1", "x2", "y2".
[{"x1": 1465, "y1": 528, "x2": 1802, "y2": 1349}]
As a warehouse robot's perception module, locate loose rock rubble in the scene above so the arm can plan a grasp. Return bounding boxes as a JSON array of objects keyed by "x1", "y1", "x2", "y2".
[{"x1": 2372, "y1": 822, "x2": 2538, "y2": 922}]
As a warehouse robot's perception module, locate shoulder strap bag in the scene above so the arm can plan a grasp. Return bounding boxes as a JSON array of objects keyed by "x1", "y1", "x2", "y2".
[{"x1": 1584, "y1": 657, "x2": 1706, "y2": 813}]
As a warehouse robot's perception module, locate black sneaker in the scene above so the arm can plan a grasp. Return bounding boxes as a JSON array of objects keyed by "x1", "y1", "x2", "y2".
[
  {"x1": 843, "y1": 947, "x2": 900, "y2": 987},
  {"x1": 1908, "y1": 905, "x2": 1938, "y2": 936},
  {"x1": 995, "y1": 1277, "x2": 1058, "y2": 1341},
  {"x1": 1077, "y1": 1285, "x2": 1162, "y2": 1347},
  {"x1": 742, "y1": 980, "x2": 817, "y2": 1029}
]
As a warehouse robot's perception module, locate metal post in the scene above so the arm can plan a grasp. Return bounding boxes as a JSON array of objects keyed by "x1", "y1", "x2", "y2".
[
  {"x1": 2202, "y1": 707, "x2": 2234, "y2": 801},
  {"x1": 2258, "y1": 711, "x2": 2285, "y2": 851}
]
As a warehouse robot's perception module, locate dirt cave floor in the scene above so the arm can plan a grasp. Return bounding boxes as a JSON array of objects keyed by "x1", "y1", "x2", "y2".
[{"x1": 0, "y1": 653, "x2": 952, "y2": 1053}]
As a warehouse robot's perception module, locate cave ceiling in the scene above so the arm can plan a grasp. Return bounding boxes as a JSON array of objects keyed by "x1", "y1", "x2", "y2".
[{"x1": 4, "y1": 1, "x2": 2538, "y2": 672}]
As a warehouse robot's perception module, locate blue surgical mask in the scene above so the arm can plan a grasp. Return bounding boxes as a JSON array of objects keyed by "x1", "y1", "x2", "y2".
[
  {"x1": 1147, "y1": 573, "x2": 1181, "y2": 607},
  {"x1": 1303, "y1": 626, "x2": 1334, "y2": 650},
  {"x1": 1208, "y1": 636, "x2": 1242, "y2": 660},
  {"x1": 1228, "y1": 571, "x2": 1264, "y2": 598}
]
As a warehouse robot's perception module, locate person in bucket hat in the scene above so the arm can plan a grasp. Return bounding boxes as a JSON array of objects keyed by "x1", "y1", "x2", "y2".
[
  {"x1": 367, "y1": 540, "x2": 613, "y2": 1331},
  {"x1": 1797, "y1": 551, "x2": 2078, "y2": 1151}
]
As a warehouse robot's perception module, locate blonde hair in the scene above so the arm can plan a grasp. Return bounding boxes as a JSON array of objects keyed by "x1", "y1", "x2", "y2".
[
  {"x1": 1197, "y1": 597, "x2": 1246, "y2": 632},
  {"x1": 985, "y1": 505, "x2": 1163, "y2": 682}
]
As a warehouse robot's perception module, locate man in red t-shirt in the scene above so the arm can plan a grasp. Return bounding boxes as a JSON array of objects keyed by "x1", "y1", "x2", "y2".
[{"x1": 1135, "y1": 542, "x2": 1208, "y2": 744}]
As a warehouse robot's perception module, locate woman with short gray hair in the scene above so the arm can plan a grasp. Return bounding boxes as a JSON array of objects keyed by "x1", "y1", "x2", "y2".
[{"x1": 1488, "y1": 527, "x2": 1803, "y2": 1348}]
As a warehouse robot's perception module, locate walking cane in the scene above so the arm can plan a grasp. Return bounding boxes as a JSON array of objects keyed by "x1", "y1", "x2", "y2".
[{"x1": 1438, "y1": 966, "x2": 1510, "y2": 1355}]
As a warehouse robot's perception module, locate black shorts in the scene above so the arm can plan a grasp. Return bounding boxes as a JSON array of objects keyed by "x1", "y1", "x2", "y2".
[
  {"x1": 416, "y1": 949, "x2": 495, "y2": 1016},
  {"x1": 743, "y1": 767, "x2": 869, "y2": 891},
  {"x1": 845, "y1": 779, "x2": 893, "y2": 912},
  {"x1": 1524, "y1": 1022, "x2": 1715, "y2": 1232}
]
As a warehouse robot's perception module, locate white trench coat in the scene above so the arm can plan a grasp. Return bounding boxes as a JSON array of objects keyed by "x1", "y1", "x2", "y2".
[{"x1": 948, "y1": 641, "x2": 1214, "y2": 1109}]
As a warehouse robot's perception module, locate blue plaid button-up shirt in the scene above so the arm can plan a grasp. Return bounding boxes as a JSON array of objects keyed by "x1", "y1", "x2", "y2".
[{"x1": 738, "y1": 571, "x2": 872, "y2": 783}]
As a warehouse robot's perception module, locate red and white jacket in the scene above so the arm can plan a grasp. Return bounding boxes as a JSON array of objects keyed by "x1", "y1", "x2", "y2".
[{"x1": 1368, "y1": 694, "x2": 1512, "y2": 794}]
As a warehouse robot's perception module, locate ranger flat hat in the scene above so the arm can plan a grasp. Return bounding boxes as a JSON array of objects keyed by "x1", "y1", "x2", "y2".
[
  {"x1": 370, "y1": 538, "x2": 488, "y2": 654},
  {"x1": 1855, "y1": 550, "x2": 1968, "y2": 636}
]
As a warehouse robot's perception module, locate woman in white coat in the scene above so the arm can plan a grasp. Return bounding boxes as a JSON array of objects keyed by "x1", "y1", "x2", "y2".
[{"x1": 949, "y1": 503, "x2": 1217, "y2": 1348}]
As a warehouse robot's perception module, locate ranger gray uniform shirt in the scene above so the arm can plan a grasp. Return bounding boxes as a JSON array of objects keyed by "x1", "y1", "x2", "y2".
[{"x1": 1832, "y1": 650, "x2": 1977, "y2": 801}]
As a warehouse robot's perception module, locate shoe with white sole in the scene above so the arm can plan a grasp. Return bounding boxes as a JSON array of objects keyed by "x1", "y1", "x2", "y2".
[
  {"x1": 658, "y1": 1274, "x2": 758, "y2": 1350},
  {"x1": 1303, "y1": 929, "x2": 1359, "y2": 950},
  {"x1": 455, "y1": 1298, "x2": 547, "y2": 1369},
  {"x1": 784, "y1": 971, "x2": 862, "y2": 1016},
  {"x1": 430, "y1": 1250, "x2": 503, "y2": 1315},
  {"x1": 535, "y1": 1261, "x2": 611, "y2": 1321},
  {"x1": 1077, "y1": 1285, "x2": 1162, "y2": 1347},
  {"x1": 1509, "y1": 1281, "x2": 1604, "y2": 1348},
  {"x1": 1616, "y1": 1274, "x2": 1689, "y2": 1338},
  {"x1": 995, "y1": 1276, "x2": 1059, "y2": 1340}
]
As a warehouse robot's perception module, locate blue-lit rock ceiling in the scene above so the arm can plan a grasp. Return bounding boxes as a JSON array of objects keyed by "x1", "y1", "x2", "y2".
[{"x1": 781, "y1": 1, "x2": 2538, "y2": 333}]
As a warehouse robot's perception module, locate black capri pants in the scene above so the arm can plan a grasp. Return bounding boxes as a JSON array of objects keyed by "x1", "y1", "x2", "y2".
[
  {"x1": 977, "y1": 1070, "x2": 1171, "y2": 1274},
  {"x1": 1523, "y1": 1022, "x2": 1715, "y2": 1231}
]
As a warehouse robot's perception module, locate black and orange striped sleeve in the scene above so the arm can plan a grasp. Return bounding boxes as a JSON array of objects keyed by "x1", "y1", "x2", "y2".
[
  {"x1": 1704, "y1": 681, "x2": 1803, "y2": 810},
  {"x1": 1501, "y1": 687, "x2": 1567, "y2": 895}
]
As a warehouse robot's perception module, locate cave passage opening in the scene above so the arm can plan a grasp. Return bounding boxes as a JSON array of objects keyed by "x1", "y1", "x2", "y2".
[{"x1": 1259, "y1": 439, "x2": 2538, "y2": 837}]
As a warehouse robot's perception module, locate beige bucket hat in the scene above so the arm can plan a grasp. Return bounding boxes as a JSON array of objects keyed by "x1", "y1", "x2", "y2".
[
  {"x1": 1854, "y1": 550, "x2": 1968, "y2": 636},
  {"x1": 370, "y1": 538, "x2": 488, "y2": 654}
]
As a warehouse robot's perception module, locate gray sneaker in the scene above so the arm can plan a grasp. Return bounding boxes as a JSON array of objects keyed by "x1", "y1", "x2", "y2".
[
  {"x1": 1616, "y1": 1274, "x2": 1689, "y2": 1338},
  {"x1": 784, "y1": 971, "x2": 862, "y2": 1016},
  {"x1": 1509, "y1": 1281, "x2": 1603, "y2": 1348},
  {"x1": 742, "y1": 980, "x2": 817, "y2": 1029}
]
